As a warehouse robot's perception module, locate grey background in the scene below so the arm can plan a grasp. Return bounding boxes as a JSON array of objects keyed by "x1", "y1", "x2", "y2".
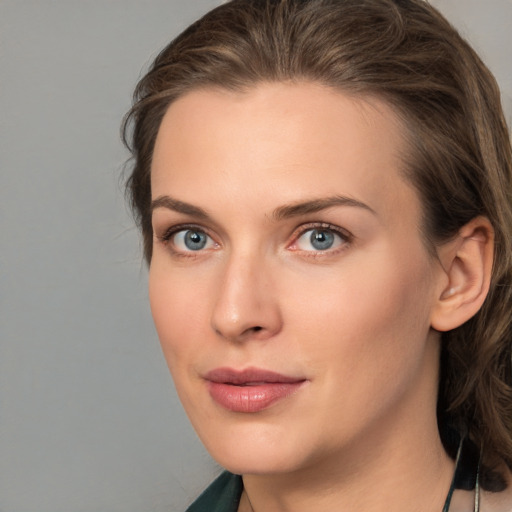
[{"x1": 1, "y1": 1, "x2": 511, "y2": 511}]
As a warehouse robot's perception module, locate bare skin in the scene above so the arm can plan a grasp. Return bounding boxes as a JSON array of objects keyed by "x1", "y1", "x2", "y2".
[{"x1": 149, "y1": 82, "x2": 494, "y2": 512}]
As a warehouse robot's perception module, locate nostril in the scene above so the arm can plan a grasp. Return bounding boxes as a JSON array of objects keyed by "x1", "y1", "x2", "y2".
[{"x1": 252, "y1": 326, "x2": 263, "y2": 332}]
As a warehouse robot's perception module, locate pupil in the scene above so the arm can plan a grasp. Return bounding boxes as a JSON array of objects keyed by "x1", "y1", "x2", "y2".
[
  {"x1": 185, "y1": 230, "x2": 207, "y2": 250},
  {"x1": 310, "y1": 230, "x2": 334, "y2": 250}
]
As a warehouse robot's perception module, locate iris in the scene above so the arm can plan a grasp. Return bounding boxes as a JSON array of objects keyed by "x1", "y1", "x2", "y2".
[
  {"x1": 183, "y1": 230, "x2": 208, "y2": 250},
  {"x1": 309, "y1": 229, "x2": 335, "y2": 250}
]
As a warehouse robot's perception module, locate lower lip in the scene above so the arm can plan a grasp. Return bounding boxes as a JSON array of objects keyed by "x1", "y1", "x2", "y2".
[{"x1": 207, "y1": 381, "x2": 305, "y2": 413}]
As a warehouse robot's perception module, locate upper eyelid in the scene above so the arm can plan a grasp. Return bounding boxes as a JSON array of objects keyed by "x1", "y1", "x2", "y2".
[
  {"x1": 158, "y1": 220, "x2": 349, "y2": 235},
  {"x1": 291, "y1": 222, "x2": 353, "y2": 240},
  {"x1": 153, "y1": 215, "x2": 228, "y2": 243},
  {"x1": 157, "y1": 223, "x2": 214, "y2": 242}
]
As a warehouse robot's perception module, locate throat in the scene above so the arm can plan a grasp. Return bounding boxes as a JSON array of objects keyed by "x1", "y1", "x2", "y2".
[{"x1": 238, "y1": 437, "x2": 456, "y2": 512}]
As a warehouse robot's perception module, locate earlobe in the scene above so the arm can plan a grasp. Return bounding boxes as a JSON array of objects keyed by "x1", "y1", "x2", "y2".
[{"x1": 430, "y1": 216, "x2": 494, "y2": 332}]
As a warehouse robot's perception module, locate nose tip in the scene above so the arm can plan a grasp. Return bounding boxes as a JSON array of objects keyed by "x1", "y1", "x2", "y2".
[
  {"x1": 212, "y1": 303, "x2": 282, "y2": 343},
  {"x1": 210, "y1": 257, "x2": 282, "y2": 343},
  {"x1": 213, "y1": 322, "x2": 271, "y2": 342}
]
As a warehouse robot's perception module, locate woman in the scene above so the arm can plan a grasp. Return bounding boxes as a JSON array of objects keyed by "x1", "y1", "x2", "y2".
[{"x1": 122, "y1": 0, "x2": 512, "y2": 510}]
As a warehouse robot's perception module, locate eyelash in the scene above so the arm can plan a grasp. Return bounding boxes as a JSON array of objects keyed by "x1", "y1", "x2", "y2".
[
  {"x1": 288, "y1": 222, "x2": 353, "y2": 257},
  {"x1": 157, "y1": 224, "x2": 218, "y2": 258},
  {"x1": 156, "y1": 222, "x2": 353, "y2": 258}
]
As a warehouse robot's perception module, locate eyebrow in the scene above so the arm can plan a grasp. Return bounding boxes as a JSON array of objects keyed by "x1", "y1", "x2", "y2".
[
  {"x1": 272, "y1": 195, "x2": 377, "y2": 220},
  {"x1": 151, "y1": 196, "x2": 209, "y2": 219},
  {"x1": 150, "y1": 194, "x2": 376, "y2": 220}
]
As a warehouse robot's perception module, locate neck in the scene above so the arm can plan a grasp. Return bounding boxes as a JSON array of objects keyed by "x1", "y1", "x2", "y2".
[{"x1": 240, "y1": 420, "x2": 454, "y2": 512}]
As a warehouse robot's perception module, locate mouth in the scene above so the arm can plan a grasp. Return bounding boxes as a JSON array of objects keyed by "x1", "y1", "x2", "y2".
[{"x1": 204, "y1": 367, "x2": 307, "y2": 413}]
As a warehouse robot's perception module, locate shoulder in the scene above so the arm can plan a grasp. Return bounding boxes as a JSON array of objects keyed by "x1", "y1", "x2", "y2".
[{"x1": 185, "y1": 471, "x2": 243, "y2": 512}]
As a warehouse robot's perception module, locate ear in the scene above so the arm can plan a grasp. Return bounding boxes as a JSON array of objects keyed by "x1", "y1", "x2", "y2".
[{"x1": 430, "y1": 216, "x2": 494, "y2": 332}]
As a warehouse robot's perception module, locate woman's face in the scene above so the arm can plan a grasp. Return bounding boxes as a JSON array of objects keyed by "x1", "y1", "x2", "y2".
[{"x1": 149, "y1": 83, "x2": 444, "y2": 475}]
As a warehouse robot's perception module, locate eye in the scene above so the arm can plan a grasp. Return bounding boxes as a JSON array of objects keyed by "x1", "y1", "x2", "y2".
[
  {"x1": 294, "y1": 227, "x2": 347, "y2": 252},
  {"x1": 172, "y1": 229, "x2": 216, "y2": 252}
]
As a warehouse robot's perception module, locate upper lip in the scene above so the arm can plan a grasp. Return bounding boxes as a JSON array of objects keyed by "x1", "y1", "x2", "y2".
[{"x1": 204, "y1": 367, "x2": 306, "y2": 385}]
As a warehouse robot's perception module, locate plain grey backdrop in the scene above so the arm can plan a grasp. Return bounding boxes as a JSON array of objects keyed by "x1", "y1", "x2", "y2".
[{"x1": 1, "y1": 1, "x2": 511, "y2": 511}]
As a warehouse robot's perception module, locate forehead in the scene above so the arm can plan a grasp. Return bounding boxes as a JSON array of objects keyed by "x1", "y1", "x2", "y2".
[{"x1": 151, "y1": 82, "x2": 419, "y2": 225}]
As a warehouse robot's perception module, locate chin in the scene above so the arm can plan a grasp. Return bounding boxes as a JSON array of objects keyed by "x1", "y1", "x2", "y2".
[
  {"x1": 196, "y1": 419, "x2": 311, "y2": 475},
  {"x1": 214, "y1": 449, "x2": 304, "y2": 476}
]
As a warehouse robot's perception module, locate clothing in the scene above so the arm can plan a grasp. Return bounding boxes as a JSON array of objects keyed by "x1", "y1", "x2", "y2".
[{"x1": 185, "y1": 471, "x2": 243, "y2": 512}]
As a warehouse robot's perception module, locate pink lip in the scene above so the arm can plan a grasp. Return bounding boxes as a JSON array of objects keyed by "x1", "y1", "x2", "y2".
[{"x1": 204, "y1": 367, "x2": 307, "y2": 413}]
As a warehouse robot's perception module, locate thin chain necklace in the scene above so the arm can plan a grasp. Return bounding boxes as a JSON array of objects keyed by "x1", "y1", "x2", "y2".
[
  {"x1": 442, "y1": 436, "x2": 481, "y2": 512},
  {"x1": 245, "y1": 438, "x2": 480, "y2": 512}
]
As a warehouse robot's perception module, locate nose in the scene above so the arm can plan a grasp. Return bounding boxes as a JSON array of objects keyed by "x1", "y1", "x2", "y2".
[{"x1": 210, "y1": 251, "x2": 283, "y2": 343}]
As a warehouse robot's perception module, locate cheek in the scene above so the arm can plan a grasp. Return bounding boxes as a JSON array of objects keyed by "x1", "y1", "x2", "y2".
[
  {"x1": 283, "y1": 247, "x2": 435, "y2": 378},
  {"x1": 148, "y1": 263, "x2": 211, "y2": 371},
  {"x1": 281, "y1": 254, "x2": 437, "y2": 448}
]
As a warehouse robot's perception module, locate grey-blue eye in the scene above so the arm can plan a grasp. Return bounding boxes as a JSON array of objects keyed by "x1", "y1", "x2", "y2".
[
  {"x1": 173, "y1": 229, "x2": 214, "y2": 251},
  {"x1": 296, "y1": 228, "x2": 343, "y2": 251}
]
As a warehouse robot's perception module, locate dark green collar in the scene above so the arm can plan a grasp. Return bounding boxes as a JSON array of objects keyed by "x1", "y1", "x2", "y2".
[{"x1": 186, "y1": 471, "x2": 243, "y2": 512}]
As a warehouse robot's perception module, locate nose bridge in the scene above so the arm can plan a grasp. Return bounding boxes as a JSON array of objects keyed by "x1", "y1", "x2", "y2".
[{"x1": 211, "y1": 244, "x2": 282, "y2": 342}]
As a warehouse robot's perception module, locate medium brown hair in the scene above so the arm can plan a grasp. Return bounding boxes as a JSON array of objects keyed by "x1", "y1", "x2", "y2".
[{"x1": 123, "y1": 0, "x2": 512, "y2": 489}]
